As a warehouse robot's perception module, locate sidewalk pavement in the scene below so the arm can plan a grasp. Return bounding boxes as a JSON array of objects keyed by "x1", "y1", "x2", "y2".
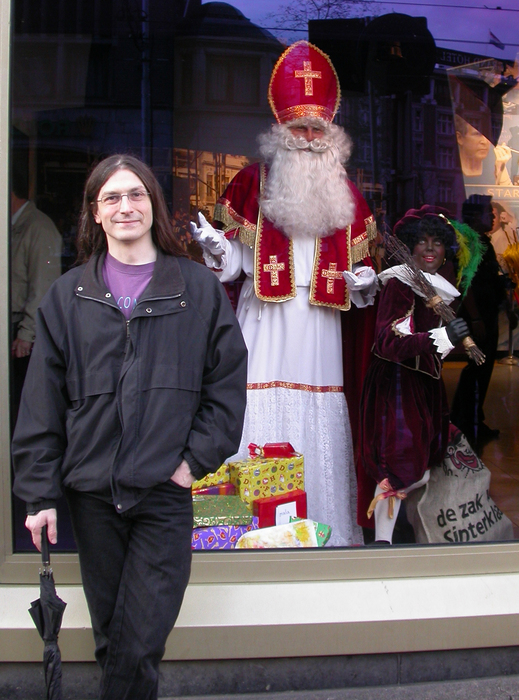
[{"x1": 160, "y1": 673, "x2": 519, "y2": 699}]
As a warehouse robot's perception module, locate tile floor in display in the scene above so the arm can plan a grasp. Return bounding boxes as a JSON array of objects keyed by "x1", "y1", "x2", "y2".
[{"x1": 443, "y1": 359, "x2": 519, "y2": 538}]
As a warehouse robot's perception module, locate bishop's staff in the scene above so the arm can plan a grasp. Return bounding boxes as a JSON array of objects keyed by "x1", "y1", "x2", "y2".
[{"x1": 384, "y1": 233, "x2": 486, "y2": 366}]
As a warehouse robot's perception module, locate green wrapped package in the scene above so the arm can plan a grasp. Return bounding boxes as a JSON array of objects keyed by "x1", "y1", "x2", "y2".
[{"x1": 192, "y1": 495, "x2": 253, "y2": 527}]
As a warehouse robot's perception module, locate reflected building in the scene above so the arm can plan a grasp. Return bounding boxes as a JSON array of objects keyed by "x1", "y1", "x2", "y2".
[
  {"x1": 172, "y1": 2, "x2": 283, "y2": 219},
  {"x1": 11, "y1": 0, "x2": 283, "y2": 259}
]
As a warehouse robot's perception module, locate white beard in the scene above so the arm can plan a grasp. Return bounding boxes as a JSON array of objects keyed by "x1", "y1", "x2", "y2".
[{"x1": 258, "y1": 123, "x2": 356, "y2": 239}]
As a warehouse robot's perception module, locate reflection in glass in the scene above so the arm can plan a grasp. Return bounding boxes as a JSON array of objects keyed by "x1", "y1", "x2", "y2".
[{"x1": 8, "y1": 0, "x2": 519, "y2": 552}]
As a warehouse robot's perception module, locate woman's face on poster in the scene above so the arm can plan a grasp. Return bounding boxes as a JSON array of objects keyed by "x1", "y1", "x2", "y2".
[{"x1": 456, "y1": 124, "x2": 491, "y2": 162}]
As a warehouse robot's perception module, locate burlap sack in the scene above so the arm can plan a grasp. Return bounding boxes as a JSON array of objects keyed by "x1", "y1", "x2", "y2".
[{"x1": 406, "y1": 426, "x2": 514, "y2": 544}]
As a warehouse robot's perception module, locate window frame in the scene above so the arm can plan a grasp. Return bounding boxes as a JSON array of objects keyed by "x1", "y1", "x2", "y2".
[{"x1": 1, "y1": 0, "x2": 519, "y2": 593}]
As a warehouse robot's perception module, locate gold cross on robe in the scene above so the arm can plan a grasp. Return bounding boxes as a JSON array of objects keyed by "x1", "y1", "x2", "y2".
[
  {"x1": 321, "y1": 262, "x2": 343, "y2": 294},
  {"x1": 263, "y1": 255, "x2": 285, "y2": 286}
]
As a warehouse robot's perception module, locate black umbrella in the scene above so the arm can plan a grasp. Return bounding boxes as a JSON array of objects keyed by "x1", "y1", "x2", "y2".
[{"x1": 29, "y1": 525, "x2": 67, "y2": 700}]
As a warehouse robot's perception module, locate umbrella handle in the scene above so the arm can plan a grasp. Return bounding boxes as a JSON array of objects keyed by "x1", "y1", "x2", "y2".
[{"x1": 41, "y1": 524, "x2": 50, "y2": 568}]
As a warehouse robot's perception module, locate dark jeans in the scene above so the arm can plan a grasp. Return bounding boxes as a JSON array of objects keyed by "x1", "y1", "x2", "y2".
[{"x1": 66, "y1": 481, "x2": 193, "y2": 700}]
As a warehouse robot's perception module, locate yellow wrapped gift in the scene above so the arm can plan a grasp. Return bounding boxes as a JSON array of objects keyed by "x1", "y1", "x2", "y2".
[
  {"x1": 236, "y1": 519, "x2": 318, "y2": 548},
  {"x1": 191, "y1": 463, "x2": 230, "y2": 491},
  {"x1": 228, "y1": 443, "x2": 304, "y2": 510}
]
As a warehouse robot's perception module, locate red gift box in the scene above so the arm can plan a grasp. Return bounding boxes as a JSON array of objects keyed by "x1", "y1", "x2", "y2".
[
  {"x1": 252, "y1": 489, "x2": 307, "y2": 528},
  {"x1": 248, "y1": 442, "x2": 298, "y2": 458}
]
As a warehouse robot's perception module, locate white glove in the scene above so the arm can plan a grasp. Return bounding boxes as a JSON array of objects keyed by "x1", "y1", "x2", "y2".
[
  {"x1": 343, "y1": 266, "x2": 379, "y2": 308},
  {"x1": 189, "y1": 212, "x2": 228, "y2": 268}
]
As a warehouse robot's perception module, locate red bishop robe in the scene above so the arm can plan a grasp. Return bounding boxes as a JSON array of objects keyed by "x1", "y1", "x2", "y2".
[
  {"x1": 214, "y1": 162, "x2": 377, "y2": 311},
  {"x1": 214, "y1": 161, "x2": 379, "y2": 530}
]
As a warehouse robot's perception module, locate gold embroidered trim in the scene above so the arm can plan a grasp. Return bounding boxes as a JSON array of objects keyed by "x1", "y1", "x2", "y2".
[
  {"x1": 247, "y1": 380, "x2": 343, "y2": 393},
  {"x1": 308, "y1": 234, "x2": 351, "y2": 310},
  {"x1": 350, "y1": 216, "x2": 377, "y2": 264},
  {"x1": 322, "y1": 262, "x2": 343, "y2": 294},
  {"x1": 366, "y1": 216, "x2": 377, "y2": 241},
  {"x1": 239, "y1": 228, "x2": 256, "y2": 249},
  {"x1": 254, "y1": 164, "x2": 296, "y2": 302},
  {"x1": 278, "y1": 104, "x2": 333, "y2": 123},
  {"x1": 214, "y1": 199, "x2": 257, "y2": 247},
  {"x1": 351, "y1": 237, "x2": 369, "y2": 265},
  {"x1": 391, "y1": 302, "x2": 414, "y2": 338},
  {"x1": 263, "y1": 255, "x2": 285, "y2": 286}
]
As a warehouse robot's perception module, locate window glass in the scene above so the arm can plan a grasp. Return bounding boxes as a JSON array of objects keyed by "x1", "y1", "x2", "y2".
[{"x1": 9, "y1": 0, "x2": 519, "y2": 553}]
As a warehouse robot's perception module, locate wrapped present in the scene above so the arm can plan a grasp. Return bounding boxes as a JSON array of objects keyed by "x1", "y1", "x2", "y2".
[
  {"x1": 290, "y1": 517, "x2": 332, "y2": 547},
  {"x1": 236, "y1": 518, "x2": 332, "y2": 549},
  {"x1": 192, "y1": 518, "x2": 259, "y2": 550},
  {"x1": 193, "y1": 495, "x2": 253, "y2": 527},
  {"x1": 192, "y1": 483, "x2": 236, "y2": 497},
  {"x1": 253, "y1": 489, "x2": 307, "y2": 528},
  {"x1": 191, "y1": 463, "x2": 230, "y2": 491},
  {"x1": 236, "y1": 519, "x2": 318, "y2": 548},
  {"x1": 229, "y1": 444, "x2": 304, "y2": 509},
  {"x1": 248, "y1": 442, "x2": 298, "y2": 458},
  {"x1": 313, "y1": 522, "x2": 332, "y2": 547}
]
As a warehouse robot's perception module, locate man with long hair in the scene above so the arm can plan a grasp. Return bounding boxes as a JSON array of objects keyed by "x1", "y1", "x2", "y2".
[
  {"x1": 12, "y1": 154, "x2": 247, "y2": 700},
  {"x1": 192, "y1": 42, "x2": 378, "y2": 546}
]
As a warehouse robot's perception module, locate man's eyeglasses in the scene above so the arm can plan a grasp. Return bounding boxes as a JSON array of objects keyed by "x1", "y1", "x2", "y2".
[{"x1": 96, "y1": 190, "x2": 150, "y2": 206}]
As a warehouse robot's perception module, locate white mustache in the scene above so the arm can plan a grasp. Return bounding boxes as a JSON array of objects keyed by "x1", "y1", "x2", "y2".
[{"x1": 284, "y1": 135, "x2": 332, "y2": 153}]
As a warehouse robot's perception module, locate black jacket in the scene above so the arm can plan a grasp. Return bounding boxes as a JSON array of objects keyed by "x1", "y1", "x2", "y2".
[{"x1": 12, "y1": 250, "x2": 247, "y2": 513}]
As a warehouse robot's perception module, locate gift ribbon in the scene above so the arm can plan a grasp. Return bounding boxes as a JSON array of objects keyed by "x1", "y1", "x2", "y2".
[
  {"x1": 367, "y1": 488, "x2": 407, "y2": 520},
  {"x1": 248, "y1": 443, "x2": 263, "y2": 458}
]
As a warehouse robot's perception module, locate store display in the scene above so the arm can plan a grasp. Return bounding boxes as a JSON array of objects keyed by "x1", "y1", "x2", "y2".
[
  {"x1": 191, "y1": 463, "x2": 230, "y2": 491},
  {"x1": 236, "y1": 518, "x2": 330, "y2": 549},
  {"x1": 192, "y1": 483, "x2": 236, "y2": 497},
  {"x1": 192, "y1": 518, "x2": 259, "y2": 550},
  {"x1": 253, "y1": 489, "x2": 307, "y2": 527},
  {"x1": 229, "y1": 443, "x2": 304, "y2": 509},
  {"x1": 192, "y1": 495, "x2": 253, "y2": 527}
]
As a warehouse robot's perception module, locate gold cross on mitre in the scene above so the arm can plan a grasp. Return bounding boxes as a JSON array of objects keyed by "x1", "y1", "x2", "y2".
[
  {"x1": 321, "y1": 262, "x2": 343, "y2": 294},
  {"x1": 294, "y1": 61, "x2": 322, "y2": 96},
  {"x1": 263, "y1": 255, "x2": 285, "y2": 286}
]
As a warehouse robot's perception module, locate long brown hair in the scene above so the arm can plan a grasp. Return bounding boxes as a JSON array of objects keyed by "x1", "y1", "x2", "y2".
[{"x1": 76, "y1": 154, "x2": 187, "y2": 263}]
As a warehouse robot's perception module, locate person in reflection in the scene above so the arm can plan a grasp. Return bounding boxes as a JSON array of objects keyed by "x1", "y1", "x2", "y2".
[
  {"x1": 455, "y1": 115, "x2": 512, "y2": 186},
  {"x1": 191, "y1": 41, "x2": 378, "y2": 546},
  {"x1": 490, "y1": 200, "x2": 518, "y2": 269},
  {"x1": 360, "y1": 207, "x2": 470, "y2": 545},
  {"x1": 12, "y1": 154, "x2": 247, "y2": 700},
  {"x1": 11, "y1": 167, "x2": 62, "y2": 424},
  {"x1": 450, "y1": 196, "x2": 507, "y2": 445}
]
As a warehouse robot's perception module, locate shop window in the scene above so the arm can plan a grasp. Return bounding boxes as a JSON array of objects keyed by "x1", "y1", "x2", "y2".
[
  {"x1": 437, "y1": 112, "x2": 454, "y2": 135},
  {"x1": 180, "y1": 54, "x2": 194, "y2": 105},
  {"x1": 438, "y1": 146, "x2": 455, "y2": 169},
  {"x1": 434, "y1": 79, "x2": 451, "y2": 106},
  {"x1": 4, "y1": 0, "x2": 519, "y2": 569},
  {"x1": 413, "y1": 107, "x2": 423, "y2": 132},
  {"x1": 438, "y1": 179, "x2": 453, "y2": 202},
  {"x1": 206, "y1": 55, "x2": 260, "y2": 106},
  {"x1": 414, "y1": 140, "x2": 423, "y2": 164}
]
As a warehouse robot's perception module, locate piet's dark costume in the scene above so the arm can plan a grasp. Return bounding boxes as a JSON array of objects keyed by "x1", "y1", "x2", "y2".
[{"x1": 360, "y1": 276, "x2": 451, "y2": 491}]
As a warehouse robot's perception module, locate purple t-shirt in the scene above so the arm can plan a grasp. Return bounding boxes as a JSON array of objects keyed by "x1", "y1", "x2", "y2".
[{"x1": 102, "y1": 253, "x2": 155, "y2": 320}]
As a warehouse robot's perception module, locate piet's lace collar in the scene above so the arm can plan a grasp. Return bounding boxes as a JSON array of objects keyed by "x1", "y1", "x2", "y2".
[{"x1": 378, "y1": 264, "x2": 460, "y2": 304}]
